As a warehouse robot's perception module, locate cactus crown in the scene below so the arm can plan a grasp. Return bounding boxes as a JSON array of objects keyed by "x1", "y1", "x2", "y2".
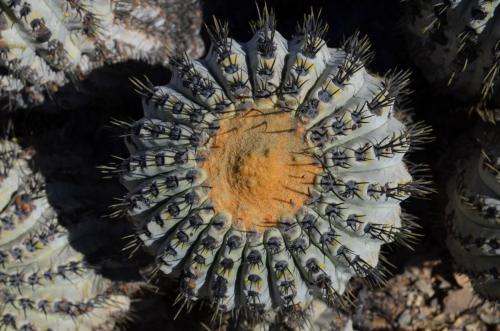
[{"x1": 103, "y1": 4, "x2": 432, "y2": 322}]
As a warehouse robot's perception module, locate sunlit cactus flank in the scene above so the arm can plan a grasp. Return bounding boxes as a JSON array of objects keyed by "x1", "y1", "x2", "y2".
[
  {"x1": 446, "y1": 110, "x2": 500, "y2": 300},
  {"x1": 0, "y1": 0, "x2": 202, "y2": 109},
  {"x1": 0, "y1": 141, "x2": 129, "y2": 331},
  {"x1": 105, "y1": 6, "x2": 432, "y2": 322},
  {"x1": 405, "y1": 0, "x2": 500, "y2": 121}
]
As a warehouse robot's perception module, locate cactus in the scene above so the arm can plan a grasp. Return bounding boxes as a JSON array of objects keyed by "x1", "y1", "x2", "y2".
[
  {"x1": 0, "y1": 140, "x2": 130, "y2": 330},
  {"x1": 404, "y1": 0, "x2": 500, "y2": 300},
  {"x1": 0, "y1": 0, "x2": 203, "y2": 109},
  {"x1": 103, "y1": 6, "x2": 432, "y2": 322},
  {"x1": 445, "y1": 110, "x2": 500, "y2": 300},
  {"x1": 405, "y1": 0, "x2": 500, "y2": 121}
]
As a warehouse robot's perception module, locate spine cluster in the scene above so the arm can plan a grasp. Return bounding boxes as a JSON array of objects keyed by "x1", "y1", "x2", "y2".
[
  {"x1": 0, "y1": 140, "x2": 129, "y2": 331},
  {"x1": 406, "y1": 0, "x2": 500, "y2": 119},
  {"x1": 446, "y1": 112, "x2": 500, "y2": 300}
]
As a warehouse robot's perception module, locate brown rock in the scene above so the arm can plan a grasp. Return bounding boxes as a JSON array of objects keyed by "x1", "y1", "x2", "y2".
[
  {"x1": 453, "y1": 273, "x2": 472, "y2": 288},
  {"x1": 371, "y1": 316, "x2": 389, "y2": 330},
  {"x1": 398, "y1": 310, "x2": 413, "y2": 327},
  {"x1": 443, "y1": 288, "x2": 475, "y2": 316},
  {"x1": 416, "y1": 279, "x2": 435, "y2": 298}
]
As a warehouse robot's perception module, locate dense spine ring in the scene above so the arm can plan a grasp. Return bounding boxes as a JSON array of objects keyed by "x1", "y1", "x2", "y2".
[
  {"x1": 0, "y1": 141, "x2": 129, "y2": 331},
  {"x1": 446, "y1": 114, "x2": 500, "y2": 300},
  {"x1": 113, "y1": 7, "x2": 430, "y2": 318}
]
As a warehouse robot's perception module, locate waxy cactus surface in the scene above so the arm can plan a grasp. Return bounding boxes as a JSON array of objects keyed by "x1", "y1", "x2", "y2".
[
  {"x1": 446, "y1": 111, "x2": 500, "y2": 300},
  {"x1": 0, "y1": 0, "x2": 202, "y2": 109},
  {"x1": 0, "y1": 140, "x2": 130, "y2": 331}
]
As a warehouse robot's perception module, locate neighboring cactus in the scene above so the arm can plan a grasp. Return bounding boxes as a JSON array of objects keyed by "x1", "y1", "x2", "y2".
[
  {"x1": 0, "y1": 140, "x2": 130, "y2": 330},
  {"x1": 105, "y1": 6, "x2": 432, "y2": 322},
  {"x1": 445, "y1": 109, "x2": 500, "y2": 300},
  {"x1": 0, "y1": 0, "x2": 203, "y2": 109},
  {"x1": 404, "y1": 0, "x2": 500, "y2": 300},
  {"x1": 405, "y1": 0, "x2": 500, "y2": 121}
]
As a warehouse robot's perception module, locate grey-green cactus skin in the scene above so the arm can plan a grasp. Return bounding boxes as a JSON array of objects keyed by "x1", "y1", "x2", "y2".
[
  {"x1": 0, "y1": 140, "x2": 130, "y2": 331},
  {"x1": 107, "y1": 7, "x2": 432, "y2": 321},
  {"x1": 446, "y1": 111, "x2": 500, "y2": 300},
  {"x1": 405, "y1": 0, "x2": 500, "y2": 120},
  {"x1": 404, "y1": 0, "x2": 500, "y2": 300},
  {"x1": 0, "y1": 0, "x2": 203, "y2": 109}
]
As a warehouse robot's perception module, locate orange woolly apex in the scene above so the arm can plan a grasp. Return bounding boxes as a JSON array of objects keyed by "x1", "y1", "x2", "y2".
[{"x1": 201, "y1": 108, "x2": 322, "y2": 231}]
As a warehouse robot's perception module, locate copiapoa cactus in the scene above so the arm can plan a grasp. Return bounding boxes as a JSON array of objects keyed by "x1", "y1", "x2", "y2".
[
  {"x1": 0, "y1": 0, "x2": 203, "y2": 109},
  {"x1": 446, "y1": 110, "x2": 500, "y2": 300},
  {"x1": 403, "y1": 0, "x2": 500, "y2": 300},
  {"x1": 104, "y1": 6, "x2": 432, "y2": 323},
  {"x1": 0, "y1": 140, "x2": 130, "y2": 330},
  {"x1": 405, "y1": 0, "x2": 500, "y2": 121}
]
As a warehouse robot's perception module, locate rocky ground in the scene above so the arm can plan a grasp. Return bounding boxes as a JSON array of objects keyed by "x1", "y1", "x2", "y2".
[{"x1": 351, "y1": 258, "x2": 499, "y2": 331}]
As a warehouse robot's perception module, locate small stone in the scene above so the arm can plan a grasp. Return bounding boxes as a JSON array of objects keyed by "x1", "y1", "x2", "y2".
[
  {"x1": 418, "y1": 306, "x2": 433, "y2": 319},
  {"x1": 415, "y1": 279, "x2": 435, "y2": 297},
  {"x1": 434, "y1": 313, "x2": 447, "y2": 324},
  {"x1": 436, "y1": 275, "x2": 452, "y2": 289},
  {"x1": 479, "y1": 306, "x2": 500, "y2": 325},
  {"x1": 453, "y1": 316, "x2": 466, "y2": 328},
  {"x1": 406, "y1": 292, "x2": 417, "y2": 307},
  {"x1": 443, "y1": 288, "x2": 475, "y2": 315},
  {"x1": 370, "y1": 316, "x2": 389, "y2": 330},
  {"x1": 453, "y1": 273, "x2": 472, "y2": 288},
  {"x1": 398, "y1": 310, "x2": 412, "y2": 327},
  {"x1": 414, "y1": 294, "x2": 425, "y2": 307},
  {"x1": 465, "y1": 321, "x2": 484, "y2": 331}
]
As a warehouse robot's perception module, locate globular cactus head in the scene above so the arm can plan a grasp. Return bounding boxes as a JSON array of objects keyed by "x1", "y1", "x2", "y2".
[
  {"x1": 405, "y1": 0, "x2": 500, "y2": 121},
  {"x1": 0, "y1": 0, "x2": 203, "y2": 109},
  {"x1": 106, "y1": 5, "x2": 432, "y2": 323},
  {"x1": 446, "y1": 111, "x2": 500, "y2": 300},
  {"x1": 404, "y1": 0, "x2": 500, "y2": 301},
  {"x1": 0, "y1": 140, "x2": 130, "y2": 330}
]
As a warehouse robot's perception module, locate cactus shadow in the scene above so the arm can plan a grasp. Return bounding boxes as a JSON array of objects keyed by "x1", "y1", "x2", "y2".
[
  {"x1": 14, "y1": 60, "x2": 168, "y2": 276},
  {"x1": 13, "y1": 60, "x2": 218, "y2": 331}
]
